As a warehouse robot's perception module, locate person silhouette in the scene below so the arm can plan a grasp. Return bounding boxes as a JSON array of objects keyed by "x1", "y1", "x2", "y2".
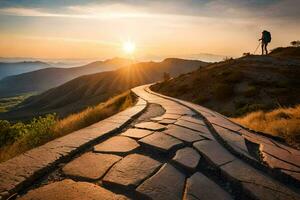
[{"x1": 259, "y1": 30, "x2": 271, "y2": 55}]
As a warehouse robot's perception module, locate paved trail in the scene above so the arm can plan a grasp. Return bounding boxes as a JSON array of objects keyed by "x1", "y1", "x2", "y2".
[{"x1": 1, "y1": 85, "x2": 299, "y2": 200}]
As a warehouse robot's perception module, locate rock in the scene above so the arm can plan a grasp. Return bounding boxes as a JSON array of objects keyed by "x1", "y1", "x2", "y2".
[
  {"x1": 184, "y1": 172, "x2": 233, "y2": 200},
  {"x1": 103, "y1": 154, "x2": 161, "y2": 189},
  {"x1": 62, "y1": 153, "x2": 121, "y2": 180},
  {"x1": 94, "y1": 136, "x2": 139, "y2": 154},
  {"x1": 175, "y1": 119, "x2": 210, "y2": 135},
  {"x1": 179, "y1": 116, "x2": 206, "y2": 126},
  {"x1": 134, "y1": 122, "x2": 166, "y2": 131},
  {"x1": 206, "y1": 116, "x2": 241, "y2": 132},
  {"x1": 221, "y1": 160, "x2": 300, "y2": 200},
  {"x1": 121, "y1": 128, "x2": 153, "y2": 139},
  {"x1": 139, "y1": 132, "x2": 184, "y2": 153},
  {"x1": 18, "y1": 179, "x2": 129, "y2": 200},
  {"x1": 173, "y1": 147, "x2": 201, "y2": 171},
  {"x1": 164, "y1": 125, "x2": 204, "y2": 143},
  {"x1": 158, "y1": 119, "x2": 177, "y2": 125},
  {"x1": 136, "y1": 163, "x2": 186, "y2": 200},
  {"x1": 213, "y1": 125, "x2": 251, "y2": 157},
  {"x1": 159, "y1": 114, "x2": 182, "y2": 120},
  {"x1": 193, "y1": 140, "x2": 235, "y2": 166}
]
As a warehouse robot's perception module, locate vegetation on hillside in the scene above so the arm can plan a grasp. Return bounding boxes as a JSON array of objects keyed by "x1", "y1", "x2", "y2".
[
  {"x1": 232, "y1": 105, "x2": 300, "y2": 149},
  {"x1": 151, "y1": 47, "x2": 300, "y2": 146},
  {"x1": 152, "y1": 47, "x2": 300, "y2": 117},
  {"x1": 0, "y1": 91, "x2": 136, "y2": 162},
  {"x1": 0, "y1": 93, "x2": 34, "y2": 112}
]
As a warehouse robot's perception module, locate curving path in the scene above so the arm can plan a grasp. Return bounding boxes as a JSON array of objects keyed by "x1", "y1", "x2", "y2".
[{"x1": 1, "y1": 85, "x2": 299, "y2": 200}]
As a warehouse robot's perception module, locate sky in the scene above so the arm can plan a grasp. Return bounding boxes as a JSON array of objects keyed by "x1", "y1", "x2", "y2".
[{"x1": 0, "y1": 0, "x2": 299, "y2": 60}]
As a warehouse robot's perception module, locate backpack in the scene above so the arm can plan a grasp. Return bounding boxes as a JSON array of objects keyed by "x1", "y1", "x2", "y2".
[{"x1": 263, "y1": 31, "x2": 271, "y2": 43}]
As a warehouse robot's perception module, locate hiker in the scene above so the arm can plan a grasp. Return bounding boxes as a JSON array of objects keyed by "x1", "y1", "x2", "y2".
[{"x1": 259, "y1": 30, "x2": 271, "y2": 55}]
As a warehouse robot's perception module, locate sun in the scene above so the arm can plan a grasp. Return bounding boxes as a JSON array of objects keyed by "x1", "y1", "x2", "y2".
[{"x1": 123, "y1": 41, "x2": 136, "y2": 54}]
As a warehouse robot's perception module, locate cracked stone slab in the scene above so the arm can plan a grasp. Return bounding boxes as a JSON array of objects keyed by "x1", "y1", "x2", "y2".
[
  {"x1": 94, "y1": 136, "x2": 140, "y2": 154},
  {"x1": 175, "y1": 119, "x2": 210, "y2": 135},
  {"x1": 184, "y1": 172, "x2": 233, "y2": 200},
  {"x1": 166, "y1": 109, "x2": 195, "y2": 116},
  {"x1": 103, "y1": 154, "x2": 161, "y2": 189},
  {"x1": 139, "y1": 132, "x2": 184, "y2": 153},
  {"x1": 136, "y1": 163, "x2": 186, "y2": 200},
  {"x1": 62, "y1": 153, "x2": 121, "y2": 180},
  {"x1": 179, "y1": 116, "x2": 206, "y2": 126},
  {"x1": 121, "y1": 128, "x2": 153, "y2": 139},
  {"x1": 206, "y1": 116, "x2": 242, "y2": 132},
  {"x1": 221, "y1": 160, "x2": 300, "y2": 200},
  {"x1": 172, "y1": 147, "x2": 200, "y2": 171},
  {"x1": 262, "y1": 152, "x2": 300, "y2": 180},
  {"x1": 239, "y1": 129, "x2": 274, "y2": 145},
  {"x1": 260, "y1": 143, "x2": 300, "y2": 168},
  {"x1": 18, "y1": 179, "x2": 129, "y2": 200},
  {"x1": 134, "y1": 122, "x2": 166, "y2": 131},
  {"x1": 281, "y1": 170, "x2": 300, "y2": 181},
  {"x1": 213, "y1": 125, "x2": 252, "y2": 157},
  {"x1": 159, "y1": 113, "x2": 182, "y2": 120},
  {"x1": 158, "y1": 119, "x2": 177, "y2": 125},
  {"x1": 193, "y1": 140, "x2": 235, "y2": 166},
  {"x1": 164, "y1": 125, "x2": 205, "y2": 143}
]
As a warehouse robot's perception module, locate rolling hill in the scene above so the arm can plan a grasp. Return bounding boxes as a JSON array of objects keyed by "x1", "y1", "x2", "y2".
[
  {"x1": 0, "y1": 58, "x2": 133, "y2": 97},
  {"x1": 0, "y1": 58, "x2": 207, "y2": 120},
  {"x1": 151, "y1": 47, "x2": 300, "y2": 117},
  {"x1": 0, "y1": 61, "x2": 51, "y2": 80}
]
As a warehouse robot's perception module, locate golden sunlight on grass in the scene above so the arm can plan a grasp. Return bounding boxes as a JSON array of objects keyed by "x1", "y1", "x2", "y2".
[
  {"x1": 0, "y1": 91, "x2": 136, "y2": 162},
  {"x1": 232, "y1": 105, "x2": 300, "y2": 149}
]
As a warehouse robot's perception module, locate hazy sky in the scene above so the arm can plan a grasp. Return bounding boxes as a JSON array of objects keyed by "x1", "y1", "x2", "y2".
[{"x1": 0, "y1": 0, "x2": 299, "y2": 60}]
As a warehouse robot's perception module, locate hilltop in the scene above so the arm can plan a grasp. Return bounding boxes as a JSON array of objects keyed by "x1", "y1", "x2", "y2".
[
  {"x1": 0, "y1": 58, "x2": 133, "y2": 97},
  {"x1": 151, "y1": 47, "x2": 300, "y2": 117},
  {"x1": 0, "y1": 58, "x2": 207, "y2": 120}
]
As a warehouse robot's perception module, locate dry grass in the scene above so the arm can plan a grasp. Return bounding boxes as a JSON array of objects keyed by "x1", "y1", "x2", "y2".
[
  {"x1": 53, "y1": 91, "x2": 135, "y2": 137},
  {"x1": 232, "y1": 105, "x2": 300, "y2": 149},
  {"x1": 0, "y1": 91, "x2": 136, "y2": 162}
]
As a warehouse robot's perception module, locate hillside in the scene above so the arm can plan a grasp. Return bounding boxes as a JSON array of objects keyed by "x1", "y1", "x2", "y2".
[
  {"x1": 0, "y1": 61, "x2": 51, "y2": 80},
  {"x1": 151, "y1": 47, "x2": 300, "y2": 117},
  {"x1": 0, "y1": 58, "x2": 132, "y2": 97},
  {"x1": 0, "y1": 58, "x2": 207, "y2": 120}
]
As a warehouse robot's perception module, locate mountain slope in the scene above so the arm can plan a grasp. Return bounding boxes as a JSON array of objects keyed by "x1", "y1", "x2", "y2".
[
  {"x1": 0, "y1": 58, "x2": 132, "y2": 97},
  {"x1": 151, "y1": 47, "x2": 300, "y2": 117},
  {"x1": 0, "y1": 61, "x2": 51, "y2": 80},
  {"x1": 1, "y1": 58, "x2": 207, "y2": 120}
]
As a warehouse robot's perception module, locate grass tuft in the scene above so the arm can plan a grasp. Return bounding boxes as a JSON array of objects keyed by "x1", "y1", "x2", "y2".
[{"x1": 232, "y1": 104, "x2": 300, "y2": 149}]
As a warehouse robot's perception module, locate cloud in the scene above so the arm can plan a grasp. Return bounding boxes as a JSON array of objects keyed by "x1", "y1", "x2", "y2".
[{"x1": 0, "y1": 0, "x2": 299, "y2": 21}]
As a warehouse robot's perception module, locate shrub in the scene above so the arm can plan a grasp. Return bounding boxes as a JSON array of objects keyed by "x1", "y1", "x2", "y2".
[
  {"x1": 243, "y1": 85, "x2": 257, "y2": 97},
  {"x1": 194, "y1": 96, "x2": 209, "y2": 104},
  {"x1": 213, "y1": 83, "x2": 233, "y2": 100}
]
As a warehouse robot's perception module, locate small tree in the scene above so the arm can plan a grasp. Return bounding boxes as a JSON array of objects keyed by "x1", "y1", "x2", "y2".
[
  {"x1": 290, "y1": 40, "x2": 300, "y2": 47},
  {"x1": 163, "y1": 72, "x2": 171, "y2": 81}
]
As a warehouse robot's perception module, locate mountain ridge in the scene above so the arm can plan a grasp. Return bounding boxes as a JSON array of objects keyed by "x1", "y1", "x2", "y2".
[
  {"x1": 0, "y1": 58, "x2": 207, "y2": 120},
  {"x1": 0, "y1": 58, "x2": 133, "y2": 97}
]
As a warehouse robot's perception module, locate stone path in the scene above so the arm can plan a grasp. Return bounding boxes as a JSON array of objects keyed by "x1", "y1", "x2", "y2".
[{"x1": 1, "y1": 85, "x2": 300, "y2": 200}]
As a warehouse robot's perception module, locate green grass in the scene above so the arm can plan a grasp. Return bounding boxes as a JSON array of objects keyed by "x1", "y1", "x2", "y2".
[
  {"x1": 0, "y1": 91, "x2": 136, "y2": 162},
  {"x1": 0, "y1": 93, "x2": 34, "y2": 112}
]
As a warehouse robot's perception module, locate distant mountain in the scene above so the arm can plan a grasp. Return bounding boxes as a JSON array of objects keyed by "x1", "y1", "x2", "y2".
[
  {"x1": 151, "y1": 47, "x2": 300, "y2": 117},
  {"x1": 0, "y1": 58, "x2": 133, "y2": 97},
  {"x1": 0, "y1": 61, "x2": 51, "y2": 80},
  {"x1": 1, "y1": 58, "x2": 207, "y2": 120}
]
